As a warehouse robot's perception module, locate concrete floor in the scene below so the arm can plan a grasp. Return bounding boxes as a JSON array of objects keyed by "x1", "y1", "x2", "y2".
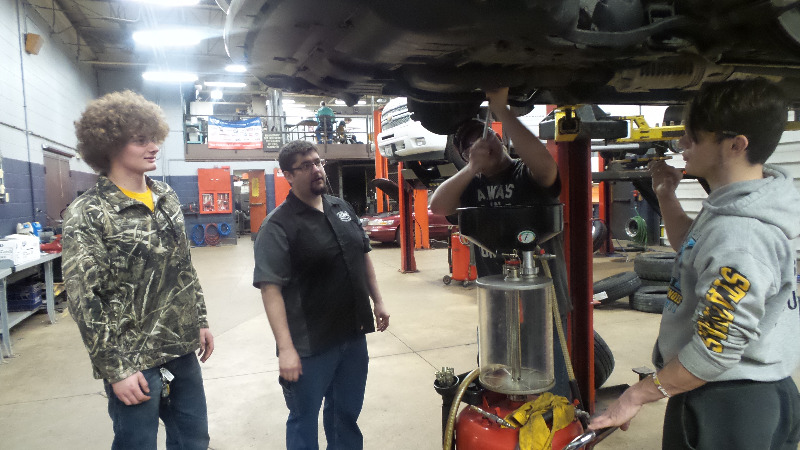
[{"x1": 0, "y1": 239, "x2": 797, "y2": 449}]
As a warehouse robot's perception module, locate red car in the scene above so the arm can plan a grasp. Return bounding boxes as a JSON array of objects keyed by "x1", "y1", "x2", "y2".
[{"x1": 361, "y1": 209, "x2": 453, "y2": 244}]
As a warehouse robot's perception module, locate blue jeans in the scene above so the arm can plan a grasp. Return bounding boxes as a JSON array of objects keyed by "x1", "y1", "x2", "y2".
[
  {"x1": 280, "y1": 334, "x2": 369, "y2": 450},
  {"x1": 104, "y1": 352, "x2": 210, "y2": 450}
]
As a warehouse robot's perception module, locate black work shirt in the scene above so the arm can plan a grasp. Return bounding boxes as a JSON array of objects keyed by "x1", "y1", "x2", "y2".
[
  {"x1": 459, "y1": 159, "x2": 572, "y2": 313},
  {"x1": 253, "y1": 191, "x2": 376, "y2": 357}
]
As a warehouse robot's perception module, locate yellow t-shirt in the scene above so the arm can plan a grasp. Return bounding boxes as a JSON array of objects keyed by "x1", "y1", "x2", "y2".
[{"x1": 118, "y1": 186, "x2": 155, "y2": 211}]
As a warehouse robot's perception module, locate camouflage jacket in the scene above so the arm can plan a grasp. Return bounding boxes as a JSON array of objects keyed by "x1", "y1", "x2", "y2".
[{"x1": 62, "y1": 176, "x2": 208, "y2": 383}]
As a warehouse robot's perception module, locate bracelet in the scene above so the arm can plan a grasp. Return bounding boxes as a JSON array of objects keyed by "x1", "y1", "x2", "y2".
[{"x1": 651, "y1": 373, "x2": 671, "y2": 398}]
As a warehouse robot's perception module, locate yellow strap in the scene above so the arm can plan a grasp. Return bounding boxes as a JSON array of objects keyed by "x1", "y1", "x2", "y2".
[{"x1": 505, "y1": 392, "x2": 575, "y2": 450}]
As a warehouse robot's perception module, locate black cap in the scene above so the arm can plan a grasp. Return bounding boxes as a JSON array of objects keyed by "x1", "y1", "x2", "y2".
[{"x1": 454, "y1": 119, "x2": 489, "y2": 154}]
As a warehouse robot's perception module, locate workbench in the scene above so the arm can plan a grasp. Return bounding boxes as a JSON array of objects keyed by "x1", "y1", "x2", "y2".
[{"x1": 0, "y1": 252, "x2": 60, "y2": 357}]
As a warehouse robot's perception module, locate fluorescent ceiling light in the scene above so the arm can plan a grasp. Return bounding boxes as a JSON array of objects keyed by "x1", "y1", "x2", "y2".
[
  {"x1": 204, "y1": 81, "x2": 247, "y2": 88},
  {"x1": 142, "y1": 71, "x2": 198, "y2": 83},
  {"x1": 210, "y1": 90, "x2": 223, "y2": 100},
  {"x1": 357, "y1": 100, "x2": 366, "y2": 105},
  {"x1": 133, "y1": 28, "x2": 206, "y2": 47},
  {"x1": 334, "y1": 100, "x2": 346, "y2": 105},
  {"x1": 225, "y1": 64, "x2": 247, "y2": 73},
  {"x1": 128, "y1": 0, "x2": 200, "y2": 5}
]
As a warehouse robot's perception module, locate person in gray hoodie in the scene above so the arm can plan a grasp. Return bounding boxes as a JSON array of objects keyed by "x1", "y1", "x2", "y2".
[{"x1": 590, "y1": 78, "x2": 800, "y2": 449}]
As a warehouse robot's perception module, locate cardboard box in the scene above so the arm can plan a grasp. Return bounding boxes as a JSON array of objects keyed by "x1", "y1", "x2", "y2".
[{"x1": 0, "y1": 234, "x2": 41, "y2": 266}]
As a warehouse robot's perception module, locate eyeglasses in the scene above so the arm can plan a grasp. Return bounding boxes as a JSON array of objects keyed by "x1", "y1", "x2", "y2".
[
  {"x1": 671, "y1": 131, "x2": 742, "y2": 153},
  {"x1": 289, "y1": 158, "x2": 326, "y2": 173},
  {"x1": 129, "y1": 135, "x2": 158, "y2": 147}
]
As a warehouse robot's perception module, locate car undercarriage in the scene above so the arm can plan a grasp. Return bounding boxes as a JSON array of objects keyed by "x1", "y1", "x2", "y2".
[{"x1": 225, "y1": 0, "x2": 800, "y2": 133}]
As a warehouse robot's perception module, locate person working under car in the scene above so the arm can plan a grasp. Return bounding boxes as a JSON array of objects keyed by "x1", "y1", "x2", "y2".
[
  {"x1": 253, "y1": 140, "x2": 390, "y2": 450},
  {"x1": 430, "y1": 87, "x2": 573, "y2": 400},
  {"x1": 589, "y1": 78, "x2": 800, "y2": 449}
]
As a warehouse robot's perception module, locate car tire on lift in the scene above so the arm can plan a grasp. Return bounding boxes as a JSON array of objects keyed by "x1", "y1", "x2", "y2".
[
  {"x1": 592, "y1": 271, "x2": 641, "y2": 305},
  {"x1": 594, "y1": 330, "x2": 615, "y2": 389},
  {"x1": 633, "y1": 252, "x2": 676, "y2": 281},
  {"x1": 630, "y1": 285, "x2": 669, "y2": 313}
]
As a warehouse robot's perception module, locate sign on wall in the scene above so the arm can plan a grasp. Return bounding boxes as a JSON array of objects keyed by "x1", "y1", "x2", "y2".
[{"x1": 208, "y1": 117, "x2": 263, "y2": 150}]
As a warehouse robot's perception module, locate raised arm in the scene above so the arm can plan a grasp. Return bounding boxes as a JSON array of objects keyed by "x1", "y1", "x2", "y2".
[
  {"x1": 649, "y1": 160, "x2": 694, "y2": 250},
  {"x1": 430, "y1": 163, "x2": 477, "y2": 216},
  {"x1": 485, "y1": 88, "x2": 558, "y2": 188}
]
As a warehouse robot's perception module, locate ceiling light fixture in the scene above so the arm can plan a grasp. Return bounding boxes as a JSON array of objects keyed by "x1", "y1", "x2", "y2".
[
  {"x1": 334, "y1": 99, "x2": 346, "y2": 105},
  {"x1": 204, "y1": 81, "x2": 247, "y2": 88},
  {"x1": 133, "y1": 29, "x2": 206, "y2": 47},
  {"x1": 142, "y1": 71, "x2": 198, "y2": 83},
  {"x1": 357, "y1": 100, "x2": 366, "y2": 105},
  {"x1": 210, "y1": 90, "x2": 223, "y2": 100},
  {"x1": 225, "y1": 64, "x2": 247, "y2": 73}
]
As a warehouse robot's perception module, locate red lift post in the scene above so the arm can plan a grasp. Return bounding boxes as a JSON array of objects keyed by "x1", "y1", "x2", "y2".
[{"x1": 542, "y1": 106, "x2": 630, "y2": 416}]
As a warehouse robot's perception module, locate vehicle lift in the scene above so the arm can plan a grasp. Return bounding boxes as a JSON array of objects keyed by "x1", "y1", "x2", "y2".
[{"x1": 538, "y1": 105, "x2": 631, "y2": 432}]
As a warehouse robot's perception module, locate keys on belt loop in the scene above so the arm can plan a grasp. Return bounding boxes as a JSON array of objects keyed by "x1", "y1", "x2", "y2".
[{"x1": 160, "y1": 367, "x2": 175, "y2": 398}]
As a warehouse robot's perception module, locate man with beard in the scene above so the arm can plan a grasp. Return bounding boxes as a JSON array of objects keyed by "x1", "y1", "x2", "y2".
[{"x1": 253, "y1": 140, "x2": 390, "y2": 449}]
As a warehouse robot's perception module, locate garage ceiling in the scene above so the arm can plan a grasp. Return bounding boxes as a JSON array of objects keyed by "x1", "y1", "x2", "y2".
[{"x1": 22, "y1": 0, "x2": 389, "y2": 112}]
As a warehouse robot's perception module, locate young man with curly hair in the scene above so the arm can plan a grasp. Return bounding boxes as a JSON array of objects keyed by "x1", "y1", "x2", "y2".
[
  {"x1": 63, "y1": 90, "x2": 214, "y2": 449},
  {"x1": 590, "y1": 79, "x2": 800, "y2": 449}
]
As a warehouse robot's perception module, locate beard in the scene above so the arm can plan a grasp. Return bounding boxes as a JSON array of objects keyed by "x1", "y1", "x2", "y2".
[{"x1": 310, "y1": 175, "x2": 327, "y2": 196}]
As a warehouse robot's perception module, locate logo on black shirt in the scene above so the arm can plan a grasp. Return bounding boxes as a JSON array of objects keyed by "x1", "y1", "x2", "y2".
[{"x1": 336, "y1": 211, "x2": 351, "y2": 222}]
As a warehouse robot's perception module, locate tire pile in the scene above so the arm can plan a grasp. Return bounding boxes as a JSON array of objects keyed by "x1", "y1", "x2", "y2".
[{"x1": 593, "y1": 251, "x2": 676, "y2": 314}]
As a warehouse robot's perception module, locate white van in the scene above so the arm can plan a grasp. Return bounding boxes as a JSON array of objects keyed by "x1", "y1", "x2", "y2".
[{"x1": 377, "y1": 97, "x2": 449, "y2": 161}]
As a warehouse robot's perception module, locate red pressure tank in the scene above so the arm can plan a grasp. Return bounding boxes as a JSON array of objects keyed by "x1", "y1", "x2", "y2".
[
  {"x1": 455, "y1": 391, "x2": 584, "y2": 450},
  {"x1": 450, "y1": 233, "x2": 477, "y2": 283}
]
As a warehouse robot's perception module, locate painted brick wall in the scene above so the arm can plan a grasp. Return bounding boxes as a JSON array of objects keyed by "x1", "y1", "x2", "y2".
[{"x1": 0, "y1": 158, "x2": 46, "y2": 235}]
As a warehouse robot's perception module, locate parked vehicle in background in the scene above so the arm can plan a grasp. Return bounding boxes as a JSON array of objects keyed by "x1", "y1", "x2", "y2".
[
  {"x1": 377, "y1": 97, "x2": 452, "y2": 162},
  {"x1": 361, "y1": 209, "x2": 453, "y2": 244}
]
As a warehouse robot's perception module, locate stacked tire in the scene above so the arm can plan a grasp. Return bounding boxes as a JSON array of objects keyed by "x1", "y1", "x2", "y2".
[
  {"x1": 591, "y1": 251, "x2": 676, "y2": 313},
  {"x1": 630, "y1": 252, "x2": 676, "y2": 313},
  {"x1": 592, "y1": 271, "x2": 641, "y2": 306}
]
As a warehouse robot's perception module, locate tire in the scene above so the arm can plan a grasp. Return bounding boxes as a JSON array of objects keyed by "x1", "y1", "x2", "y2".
[
  {"x1": 443, "y1": 275, "x2": 452, "y2": 285},
  {"x1": 591, "y1": 219, "x2": 607, "y2": 252},
  {"x1": 592, "y1": 271, "x2": 641, "y2": 305},
  {"x1": 594, "y1": 331, "x2": 615, "y2": 389},
  {"x1": 630, "y1": 286, "x2": 668, "y2": 313},
  {"x1": 444, "y1": 135, "x2": 466, "y2": 170},
  {"x1": 633, "y1": 252, "x2": 676, "y2": 281},
  {"x1": 640, "y1": 278, "x2": 670, "y2": 288}
]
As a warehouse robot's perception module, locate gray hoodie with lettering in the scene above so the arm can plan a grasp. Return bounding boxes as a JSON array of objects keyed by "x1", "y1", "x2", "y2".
[{"x1": 654, "y1": 164, "x2": 800, "y2": 382}]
